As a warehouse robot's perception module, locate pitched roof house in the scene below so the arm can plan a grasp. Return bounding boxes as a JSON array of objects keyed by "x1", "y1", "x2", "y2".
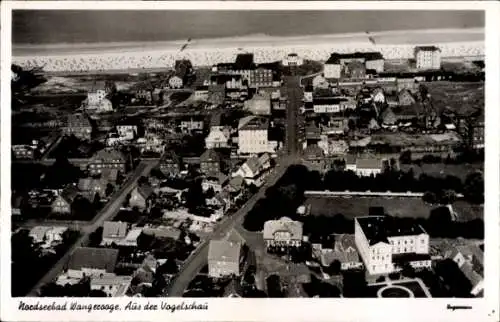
[
  {"x1": 51, "y1": 186, "x2": 80, "y2": 214},
  {"x1": 263, "y1": 217, "x2": 303, "y2": 248},
  {"x1": 66, "y1": 247, "x2": 119, "y2": 278},
  {"x1": 101, "y1": 221, "x2": 129, "y2": 246},
  {"x1": 208, "y1": 240, "x2": 242, "y2": 278},
  {"x1": 200, "y1": 149, "x2": 222, "y2": 176},
  {"x1": 130, "y1": 184, "x2": 155, "y2": 210}
]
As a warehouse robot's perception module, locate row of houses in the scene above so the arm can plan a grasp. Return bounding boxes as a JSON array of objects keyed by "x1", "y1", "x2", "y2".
[{"x1": 323, "y1": 46, "x2": 441, "y2": 80}]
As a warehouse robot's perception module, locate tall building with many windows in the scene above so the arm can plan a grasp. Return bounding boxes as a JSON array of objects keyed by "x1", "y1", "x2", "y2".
[
  {"x1": 415, "y1": 46, "x2": 441, "y2": 70},
  {"x1": 354, "y1": 216, "x2": 431, "y2": 275}
]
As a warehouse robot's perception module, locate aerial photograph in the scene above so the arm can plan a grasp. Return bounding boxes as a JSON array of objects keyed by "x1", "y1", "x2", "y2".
[{"x1": 10, "y1": 10, "x2": 485, "y2": 299}]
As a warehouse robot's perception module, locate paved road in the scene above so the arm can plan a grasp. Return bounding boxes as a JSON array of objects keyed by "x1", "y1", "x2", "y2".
[
  {"x1": 166, "y1": 158, "x2": 295, "y2": 297},
  {"x1": 27, "y1": 161, "x2": 157, "y2": 296},
  {"x1": 284, "y1": 76, "x2": 303, "y2": 157}
]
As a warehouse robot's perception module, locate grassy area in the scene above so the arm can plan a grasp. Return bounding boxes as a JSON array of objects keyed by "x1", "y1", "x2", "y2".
[
  {"x1": 306, "y1": 196, "x2": 483, "y2": 222},
  {"x1": 427, "y1": 81, "x2": 484, "y2": 115},
  {"x1": 400, "y1": 163, "x2": 483, "y2": 181}
]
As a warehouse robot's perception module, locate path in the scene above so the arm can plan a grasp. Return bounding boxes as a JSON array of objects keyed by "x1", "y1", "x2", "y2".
[{"x1": 27, "y1": 161, "x2": 157, "y2": 296}]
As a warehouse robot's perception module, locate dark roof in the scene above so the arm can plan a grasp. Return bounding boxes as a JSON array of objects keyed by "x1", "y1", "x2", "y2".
[
  {"x1": 326, "y1": 52, "x2": 384, "y2": 64},
  {"x1": 392, "y1": 253, "x2": 431, "y2": 265},
  {"x1": 137, "y1": 184, "x2": 154, "y2": 199},
  {"x1": 161, "y1": 150, "x2": 181, "y2": 164},
  {"x1": 200, "y1": 149, "x2": 221, "y2": 163},
  {"x1": 234, "y1": 53, "x2": 255, "y2": 70},
  {"x1": 313, "y1": 97, "x2": 346, "y2": 105},
  {"x1": 60, "y1": 186, "x2": 80, "y2": 203},
  {"x1": 67, "y1": 247, "x2": 119, "y2": 272},
  {"x1": 415, "y1": 46, "x2": 441, "y2": 52},
  {"x1": 356, "y1": 216, "x2": 427, "y2": 246},
  {"x1": 210, "y1": 74, "x2": 242, "y2": 85}
]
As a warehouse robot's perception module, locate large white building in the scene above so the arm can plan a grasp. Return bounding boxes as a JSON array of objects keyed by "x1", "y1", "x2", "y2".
[
  {"x1": 354, "y1": 216, "x2": 431, "y2": 275},
  {"x1": 415, "y1": 46, "x2": 441, "y2": 70},
  {"x1": 205, "y1": 126, "x2": 231, "y2": 149},
  {"x1": 282, "y1": 53, "x2": 304, "y2": 66},
  {"x1": 237, "y1": 116, "x2": 273, "y2": 155}
]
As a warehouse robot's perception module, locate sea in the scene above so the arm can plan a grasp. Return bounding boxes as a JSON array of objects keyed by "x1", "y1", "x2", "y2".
[{"x1": 13, "y1": 10, "x2": 484, "y2": 45}]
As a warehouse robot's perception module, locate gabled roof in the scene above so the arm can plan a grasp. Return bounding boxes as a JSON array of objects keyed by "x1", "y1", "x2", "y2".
[
  {"x1": 67, "y1": 247, "x2": 119, "y2": 272},
  {"x1": 137, "y1": 184, "x2": 154, "y2": 199},
  {"x1": 200, "y1": 149, "x2": 220, "y2": 163},
  {"x1": 304, "y1": 144, "x2": 324, "y2": 159},
  {"x1": 102, "y1": 221, "x2": 128, "y2": 239},
  {"x1": 227, "y1": 176, "x2": 244, "y2": 191},
  {"x1": 60, "y1": 185, "x2": 80, "y2": 203},
  {"x1": 208, "y1": 240, "x2": 241, "y2": 263},
  {"x1": 263, "y1": 217, "x2": 303, "y2": 240},
  {"x1": 381, "y1": 107, "x2": 397, "y2": 125}
]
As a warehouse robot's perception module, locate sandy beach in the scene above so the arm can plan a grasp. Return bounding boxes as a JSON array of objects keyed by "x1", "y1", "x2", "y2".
[{"x1": 12, "y1": 28, "x2": 484, "y2": 72}]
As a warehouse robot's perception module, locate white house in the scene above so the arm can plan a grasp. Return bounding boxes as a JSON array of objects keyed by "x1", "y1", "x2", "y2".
[
  {"x1": 345, "y1": 157, "x2": 384, "y2": 177},
  {"x1": 90, "y1": 274, "x2": 133, "y2": 297},
  {"x1": 282, "y1": 53, "x2": 304, "y2": 66},
  {"x1": 237, "y1": 116, "x2": 273, "y2": 155},
  {"x1": 86, "y1": 90, "x2": 113, "y2": 113},
  {"x1": 29, "y1": 226, "x2": 68, "y2": 248},
  {"x1": 355, "y1": 216, "x2": 431, "y2": 275},
  {"x1": 324, "y1": 56, "x2": 341, "y2": 79},
  {"x1": 116, "y1": 125, "x2": 137, "y2": 140},
  {"x1": 244, "y1": 91, "x2": 271, "y2": 115},
  {"x1": 415, "y1": 46, "x2": 441, "y2": 70},
  {"x1": 205, "y1": 126, "x2": 231, "y2": 149},
  {"x1": 169, "y1": 75, "x2": 183, "y2": 89},
  {"x1": 263, "y1": 217, "x2": 303, "y2": 249}
]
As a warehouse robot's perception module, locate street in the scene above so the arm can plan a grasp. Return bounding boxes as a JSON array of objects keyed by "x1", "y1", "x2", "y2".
[
  {"x1": 27, "y1": 161, "x2": 157, "y2": 296},
  {"x1": 166, "y1": 157, "x2": 295, "y2": 297}
]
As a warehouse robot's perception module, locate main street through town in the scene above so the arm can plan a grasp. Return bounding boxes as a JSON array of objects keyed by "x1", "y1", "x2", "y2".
[
  {"x1": 166, "y1": 76, "x2": 304, "y2": 296},
  {"x1": 166, "y1": 157, "x2": 296, "y2": 297},
  {"x1": 27, "y1": 160, "x2": 157, "y2": 296}
]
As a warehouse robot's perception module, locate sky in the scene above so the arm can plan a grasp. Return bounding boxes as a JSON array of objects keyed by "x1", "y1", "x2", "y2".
[{"x1": 13, "y1": 10, "x2": 484, "y2": 45}]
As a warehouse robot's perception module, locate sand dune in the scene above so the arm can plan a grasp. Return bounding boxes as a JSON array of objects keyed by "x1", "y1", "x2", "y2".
[{"x1": 12, "y1": 28, "x2": 484, "y2": 72}]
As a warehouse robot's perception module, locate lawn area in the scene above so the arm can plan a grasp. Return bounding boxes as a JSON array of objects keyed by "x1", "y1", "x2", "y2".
[
  {"x1": 400, "y1": 163, "x2": 483, "y2": 181},
  {"x1": 427, "y1": 81, "x2": 484, "y2": 115},
  {"x1": 306, "y1": 197, "x2": 483, "y2": 222}
]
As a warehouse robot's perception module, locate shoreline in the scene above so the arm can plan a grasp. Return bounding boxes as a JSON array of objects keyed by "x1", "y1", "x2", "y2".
[
  {"x1": 13, "y1": 28, "x2": 484, "y2": 56},
  {"x1": 12, "y1": 28, "x2": 485, "y2": 72}
]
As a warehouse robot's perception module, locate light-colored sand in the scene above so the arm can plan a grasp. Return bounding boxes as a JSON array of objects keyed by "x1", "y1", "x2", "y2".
[{"x1": 12, "y1": 28, "x2": 485, "y2": 72}]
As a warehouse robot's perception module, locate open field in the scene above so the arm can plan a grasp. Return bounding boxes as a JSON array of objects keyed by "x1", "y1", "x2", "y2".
[{"x1": 306, "y1": 196, "x2": 483, "y2": 222}]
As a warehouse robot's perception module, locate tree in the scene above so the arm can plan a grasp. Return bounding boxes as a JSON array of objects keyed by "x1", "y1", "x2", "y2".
[
  {"x1": 422, "y1": 191, "x2": 437, "y2": 204},
  {"x1": 93, "y1": 193, "x2": 102, "y2": 209},
  {"x1": 116, "y1": 171, "x2": 125, "y2": 185},
  {"x1": 438, "y1": 189, "x2": 457, "y2": 205},
  {"x1": 88, "y1": 227, "x2": 103, "y2": 247},
  {"x1": 138, "y1": 176, "x2": 149, "y2": 187},
  {"x1": 105, "y1": 183, "x2": 115, "y2": 197},
  {"x1": 326, "y1": 260, "x2": 341, "y2": 276},
  {"x1": 157, "y1": 258, "x2": 178, "y2": 275},
  {"x1": 463, "y1": 171, "x2": 484, "y2": 204}
]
